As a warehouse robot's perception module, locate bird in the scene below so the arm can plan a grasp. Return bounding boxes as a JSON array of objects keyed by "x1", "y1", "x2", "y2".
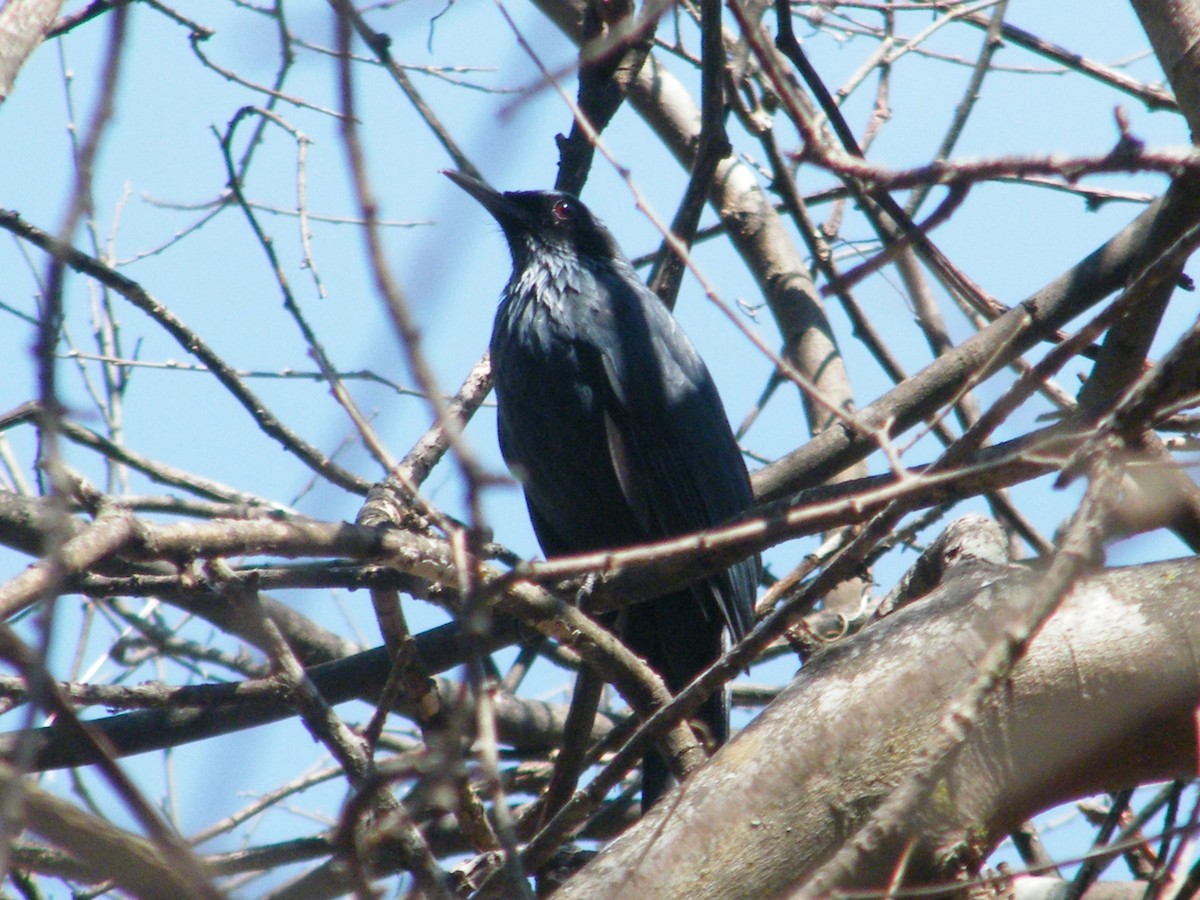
[{"x1": 446, "y1": 171, "x2": 759, "y2": 808}]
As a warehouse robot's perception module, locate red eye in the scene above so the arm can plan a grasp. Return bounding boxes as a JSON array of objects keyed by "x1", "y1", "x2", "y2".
[{"x1": 552, "y1": 198, "x2": 575, "y2": 222}]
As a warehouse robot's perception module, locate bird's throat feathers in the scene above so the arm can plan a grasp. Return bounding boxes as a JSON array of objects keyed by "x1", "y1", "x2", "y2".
[{"x1": 501, "y1": 240, "x2": 620, "y2": 328}]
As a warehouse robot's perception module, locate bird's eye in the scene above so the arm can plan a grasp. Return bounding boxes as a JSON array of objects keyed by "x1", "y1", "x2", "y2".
[{"x1": 551, "y1": 198, "x2": 575, "y2": 223}]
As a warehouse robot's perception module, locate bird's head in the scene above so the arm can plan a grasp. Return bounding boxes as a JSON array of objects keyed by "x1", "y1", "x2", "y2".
[{"x1": 444, "y1": 170, "x2": 622, "y2": 270}]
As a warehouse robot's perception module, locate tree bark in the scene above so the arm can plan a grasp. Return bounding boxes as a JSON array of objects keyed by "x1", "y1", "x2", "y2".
[
  {"x1": 1129, "y1": 0, "x2": 1200, "y2": 138},
  {"x1": 0, "y1": 0, "x2": 62, "y2": 104},
  {"x1": 553, "y1": 557, "x2": 1200, "y2": 899}
]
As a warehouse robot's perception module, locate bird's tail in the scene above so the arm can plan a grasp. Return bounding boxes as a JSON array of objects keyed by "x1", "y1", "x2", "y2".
[
  {"x1": 640, "y1": 690, "x2": 726, "y2": 809},
  {"x1": 623, "y1": 587, "x2": 727, "y2": 810}
]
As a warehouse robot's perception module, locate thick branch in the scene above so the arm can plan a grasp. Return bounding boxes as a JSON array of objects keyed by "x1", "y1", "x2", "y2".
[
  {"x1": 553, "y1": 557, "x2": 1200, "y2": 898},
  {"x1": 0, "y1": 0, "x2": 62, "y2": 103}
]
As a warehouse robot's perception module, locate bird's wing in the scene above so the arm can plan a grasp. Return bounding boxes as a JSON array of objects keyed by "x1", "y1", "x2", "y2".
[{"x1": 595, "y1": 284, "x2": 758, "y2": 638}]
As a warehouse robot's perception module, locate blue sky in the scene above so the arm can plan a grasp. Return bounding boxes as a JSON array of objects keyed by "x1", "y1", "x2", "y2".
[{"x1": 0, "y1": 0, "x2": 1195, "y2": 891}]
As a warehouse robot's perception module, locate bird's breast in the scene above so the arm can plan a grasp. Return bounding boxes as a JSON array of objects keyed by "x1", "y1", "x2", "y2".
[{"x1": 492, "y1": 285, "x2": 598, "y2": 405}]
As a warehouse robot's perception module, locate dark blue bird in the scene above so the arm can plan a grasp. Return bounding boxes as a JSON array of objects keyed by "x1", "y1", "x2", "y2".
[{"x1": 446, "y1": 171, "x2": 759, "y2": 807}]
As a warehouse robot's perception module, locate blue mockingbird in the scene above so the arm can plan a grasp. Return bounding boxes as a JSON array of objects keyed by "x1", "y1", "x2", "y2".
[{"x1": 446, "y1": 171, "x2": 759, "y2": 807}]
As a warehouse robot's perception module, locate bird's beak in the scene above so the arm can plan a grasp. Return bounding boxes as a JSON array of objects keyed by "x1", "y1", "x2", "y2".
[{"x1": 442, "y1": 170, "x2": 530, "y2": 232}]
